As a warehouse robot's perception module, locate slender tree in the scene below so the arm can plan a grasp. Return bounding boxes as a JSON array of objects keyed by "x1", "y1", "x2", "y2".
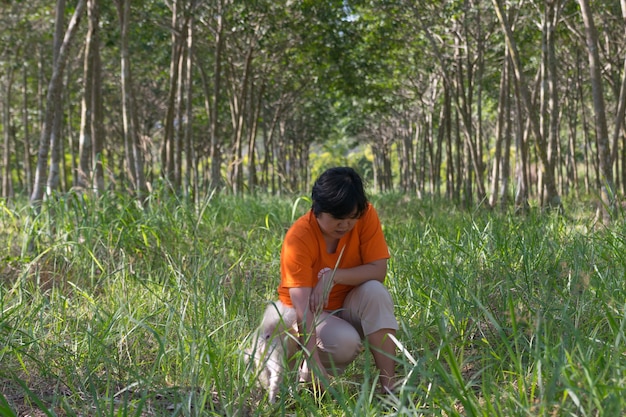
[
  {"x1": 161, "y1": 0, "x2": 183, "y2": 186},
  {"x1": 539, "y1": 0, "x2": 562, "y2": 207},
  {"x1": 22, "y1": 64, "x2": 33, "y2": 196},
  {"x1": 615, "y1": 0, "x2": 626, "y2": 194},
  {"x1": 77, "y1": 0, "x2": 98, "y2": 190},
  {"x1": 184, "y1": 11, "x2": 195, "y2": 200},
  {"x1": 209, "y1": 0, "x2": 225, "y2": 191},
  {"x1": 489, "y1": 52, "x2": 509, "y2": 209},
  {"x1": 115, "y1": 0, "x2": 147, "y2": 200},
  {"x1": 30, "y1": 0, "x2": 86, "y2": 206},
  {"x1": 2, "y1": 61, "x2": 14, "y2": 198},
  {"x1": 493, "y1": 0, "x2": 563, "y2": 211},
  {"x1": 46, "y1": 0, "x2": 67, "y2": 194},
  {"x1": 90, "y1": 0, "x2": 104, "y2": 194},
  {"x1": 578, "y1": 0, "x2": 614, "y2": 223}
]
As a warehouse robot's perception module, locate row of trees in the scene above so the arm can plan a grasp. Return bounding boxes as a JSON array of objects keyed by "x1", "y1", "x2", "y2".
[{"x1": 0, "y1": 0, "x2": 625, "y2": 217}]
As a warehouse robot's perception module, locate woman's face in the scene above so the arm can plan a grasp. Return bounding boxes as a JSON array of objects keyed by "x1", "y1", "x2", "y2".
[{"x1": 316, "y1": 210, "x2": 359, "y2": 240}]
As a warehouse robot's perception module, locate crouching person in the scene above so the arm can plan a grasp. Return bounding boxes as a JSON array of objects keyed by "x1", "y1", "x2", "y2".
[{"x1": 253, "y1": 167, "x2": 399, "y2": 402}]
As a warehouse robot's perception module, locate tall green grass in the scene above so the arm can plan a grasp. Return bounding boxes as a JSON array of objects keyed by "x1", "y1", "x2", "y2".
[{"x1": 1, "y1": 192, "x2": 625, "y2": 416}]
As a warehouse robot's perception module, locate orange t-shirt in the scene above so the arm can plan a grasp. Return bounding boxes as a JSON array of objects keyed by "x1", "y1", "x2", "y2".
[{"x1": 278, "y1": 203, "x2": 390, "y2": 310}]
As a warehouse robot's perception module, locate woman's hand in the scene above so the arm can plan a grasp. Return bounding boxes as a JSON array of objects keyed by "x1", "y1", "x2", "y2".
[
  {"x1": 309, "y1": 267, "x2": 333, "y2": 313},
  {"x1": 299, "y1": 351, "x2": 331, "y2": 394}
]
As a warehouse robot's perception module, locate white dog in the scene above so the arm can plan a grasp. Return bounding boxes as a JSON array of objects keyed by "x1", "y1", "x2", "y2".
[{"x1": 247, "y1": 302, "x2": 298, "y2": 403}]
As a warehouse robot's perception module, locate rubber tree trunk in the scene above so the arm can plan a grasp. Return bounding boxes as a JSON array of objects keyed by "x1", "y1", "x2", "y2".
[{"x1": 30, "y1": 0, "x2": 86, "y2": 206}]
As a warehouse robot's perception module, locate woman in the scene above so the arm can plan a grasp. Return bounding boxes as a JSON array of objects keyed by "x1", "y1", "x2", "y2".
[{"x1": 270, "y1": 166, "x2": 398, "y2": 393}]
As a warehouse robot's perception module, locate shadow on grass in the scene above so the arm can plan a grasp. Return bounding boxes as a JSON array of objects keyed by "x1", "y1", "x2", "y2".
[{"x1": 0, "y1": 377, "x2": 245, "y2": 417}]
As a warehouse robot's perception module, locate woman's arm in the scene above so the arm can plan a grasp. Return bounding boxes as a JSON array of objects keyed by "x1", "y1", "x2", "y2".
[
  {"x1": 330, "y1": 258, "x2": 388, "y2": 286},
  {"x1": 309, "y1": 258, "x2": 387, "y2": 313},
  {"x1": 289, "y1": 287, "x2": 329, "y2": 382}
]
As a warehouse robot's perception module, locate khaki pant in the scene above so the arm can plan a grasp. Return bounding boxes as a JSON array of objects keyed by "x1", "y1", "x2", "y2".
[{"x1": 270, "y1": 280, "x2": 398, "y2": 373}]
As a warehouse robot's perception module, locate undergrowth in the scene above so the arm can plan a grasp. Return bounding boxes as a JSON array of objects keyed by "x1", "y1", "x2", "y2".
[{"x1": 1, "y1": 192, "x2": 625, "y2": 416}]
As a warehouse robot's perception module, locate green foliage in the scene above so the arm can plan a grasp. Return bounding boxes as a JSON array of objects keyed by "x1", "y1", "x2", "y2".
[{"x1": 1, "y1": 193, "x2": 626, "y2": 415}]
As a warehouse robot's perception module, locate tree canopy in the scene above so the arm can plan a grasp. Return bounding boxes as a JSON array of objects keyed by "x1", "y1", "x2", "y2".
[{"x1": 0, "y1": 0, "x2": 625, "y2": 216}]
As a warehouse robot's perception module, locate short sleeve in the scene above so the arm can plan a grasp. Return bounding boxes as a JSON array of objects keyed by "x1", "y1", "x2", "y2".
[
  {"x1": 281, "y1": 232, "x2": 316, "y2": 288},
  {"x1": 358, "y1": 205, "x2": 390, "y2": 264}
]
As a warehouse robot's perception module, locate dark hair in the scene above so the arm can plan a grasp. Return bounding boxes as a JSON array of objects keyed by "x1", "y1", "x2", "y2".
[{"x1": 311, "y1": 167, "x2": 368, "y2": 218}]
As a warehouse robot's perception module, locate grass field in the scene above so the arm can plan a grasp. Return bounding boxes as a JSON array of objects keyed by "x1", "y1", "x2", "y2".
[{"x1": 1, "y1": 191, "x2": 625, "y2": 416}]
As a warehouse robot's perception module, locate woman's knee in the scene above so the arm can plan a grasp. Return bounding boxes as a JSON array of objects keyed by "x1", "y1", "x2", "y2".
[
  {"x1": 317, "y1": 317, "x2": 362, "y2": 367},
  {"x1": 352, "y1": 280, "x2": 394, "y2": 306},
  {"x1": 344, "y1": 280, "x2": 398, "y2": 336}
]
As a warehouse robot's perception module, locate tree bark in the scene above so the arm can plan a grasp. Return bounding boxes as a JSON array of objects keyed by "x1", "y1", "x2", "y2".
[
  {"x1": 77, "y1": 0, "x2": 97, "y2": 190},
  {"x1": 500, "y1": 61, "x2": 513, "y2": 209},
  {"x1": 261, "y1": 93, "x2": 287, "y2": 194},
  {"x1": 161, "y1": 0, "x2": 184, "y2": 186},
  {"x1": 30, "y1": 0, "x2": 86, "y2": 206},
  {"x1": 22, "y1": 64, "x2": 33, "y2": 196},
  {"x1": 578, "y1": 0, "x2": 614, "y2": 223},
  {"x1": 77, "y1": 0, "x2": 104, "y2": 194},
  {"x1": 443, "y1": 85, "x2": 455, "y2": 201},
  {"x1": 46, "y1": 0, "x2": 67, "y2": 195},
  {"x1": 184, "y1": 14, "x2": 195, "y2": 201},
  {"x1": 450, "y1": 16, "x2": 486, "y2": 206},
  {"x1": 210, "y1": 1, "x2": 225, "y2": 191},
  {"x1": 541, "y1": 1, "x2": 561, "y2": 208},
  {"x1": 247, "y1": 81, "x2": 263, "y2": 194},
  {"x1": 2, "y1": 63, "x2": 14, "y2": 198},
  {"x1": 399, "y1": 118, "x2": 413, "y2": 193},
  {"x1": 489, "y1": 52, "x2": 508, "y2": 209},
  {"x1": 493, "y1": 0, "x2": 562, "y2": 211},
  {"x1": 116, "y1": 0, "x2": 147, "y2": 201},
  {"x1": 174, "y1": 33, "x2": 186, "y2": 191},
  {"x1": 91, "y1": 0, "x2": 105, "y2": 194},
  {"x1": 612, "y1": 0, "x2": 626, "y2": 195},
  {"x1": 228, "y1": 45, "x2": 254, "y2": 195},
  {"x1": 514, "y1": 71, "x2": 530, "y2": 212}
]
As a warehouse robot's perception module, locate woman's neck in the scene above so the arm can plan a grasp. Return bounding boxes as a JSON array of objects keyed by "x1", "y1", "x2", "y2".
[{"x1": 323, "y1": 234, "x2": 339, "y2": 254}]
